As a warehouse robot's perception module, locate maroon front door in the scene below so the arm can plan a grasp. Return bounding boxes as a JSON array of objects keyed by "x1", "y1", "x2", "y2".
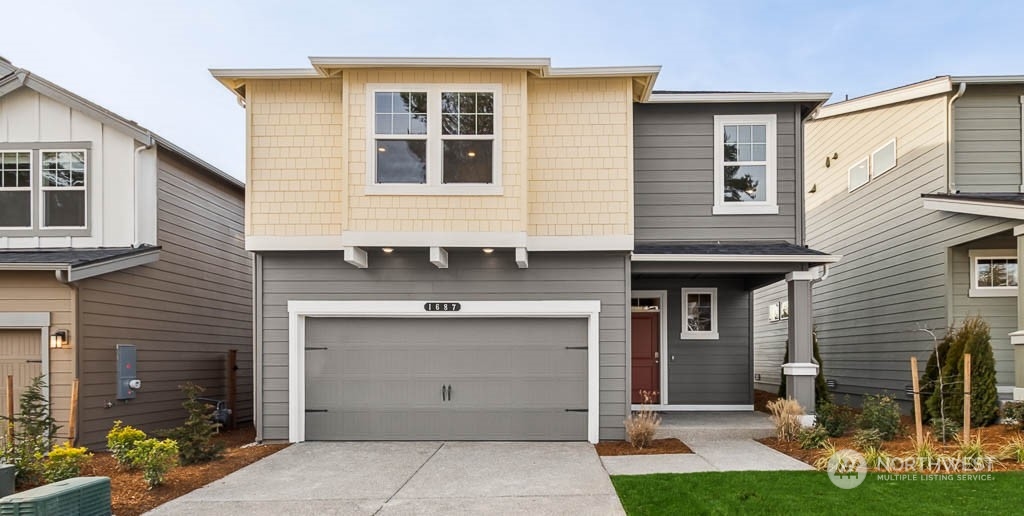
[{"x1": 630, "y1": 312, "x2": 660, "y2": 404}]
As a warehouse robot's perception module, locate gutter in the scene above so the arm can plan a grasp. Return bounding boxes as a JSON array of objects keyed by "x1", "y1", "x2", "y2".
[
  {"x1": 947, "y1": 82, "x2": 967, "y2": 193},
  {"x1": 133, "y1": 134, "x2": 156, "y2": 247}
]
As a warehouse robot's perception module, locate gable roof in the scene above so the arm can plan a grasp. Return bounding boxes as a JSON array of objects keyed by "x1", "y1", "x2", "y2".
[
  {"x1": 210, "y1": 56, "x2": 662, "y2": 102},
  {"x1": 814, "y1": 74, "x2": 1024, "y2": 120},
  {"x1": 0, "y1": 58, "x2": 242, "y2": 191}
]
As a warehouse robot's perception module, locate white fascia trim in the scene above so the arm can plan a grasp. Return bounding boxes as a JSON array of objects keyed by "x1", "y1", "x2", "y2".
[
  {"x1": 208, "y1": 68, "x2": 322, "y2": 79},
  {"x1": 633, "y1": 404, "x2": 754, "y2": 412},
  {"x1": 544, "y1": 66, "x2": 661, "y2": 78},
  {"x1": 648, "y1": 92, "x2": 831, "y2": 104},
  {"x1": 922, "y1": 197, "x2": 1024, "y2": 220},
  {"x1": 0, "y1": 264, "x2": 67, "y2": 271},
  {"x1": 66, "y1": 249, "x2": 161, "y2": 282},
  {"x1": 0, "y1": 312, "x2": 50, "y2": 328},
  {"x1": 287, "y1": 300, "x2": 602, "y2": 444},
  {"x1": 526, "y1": 235, "x2": 634, "y2": 251},
  {"x1": 247, "y1": 235, "x2": 345, "y2": 251},
  {"x1": 951, "y1": 75, "x2": 1024, "y2": 84},
  {"x1": 632, "y1": 254, "x2": 841, "y2": 263},
  {"x1": 343, "y1": 231, "x2": 527, "y2": 248},
  {"x1": 783, "y1": 362, "x2": 820, "y2": 376},
  {"x1": 814, "y1": 77, "x2": 952, "y2": 119},
  {"x1": 310, "y1": 56, "x2": 552, "y2": 74}
]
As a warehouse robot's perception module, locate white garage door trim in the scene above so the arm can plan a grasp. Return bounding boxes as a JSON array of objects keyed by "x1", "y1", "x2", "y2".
[{"x1": 287, "y1": 300, "x2": 602, "y2": 444}]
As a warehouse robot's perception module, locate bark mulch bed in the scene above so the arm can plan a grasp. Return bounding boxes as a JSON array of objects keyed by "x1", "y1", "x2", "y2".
[
  {"x1": 760, "y1": 423, "x2": 1024, "y2": 471},
  {"x1": 79, "y1": 425, "x2": 287, "y2": 516},
  {"x1": 595, "y1": 438, "x2": 692, "y2": 456}
]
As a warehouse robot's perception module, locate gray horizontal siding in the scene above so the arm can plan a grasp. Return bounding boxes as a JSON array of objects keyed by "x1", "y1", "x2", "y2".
[
  {"x1": 950, "y1": 232, "x2": 1017, "y2": 387},
  {"x1": 258, "y1": 250, "x2": 628, "y2": 441},
  {"x1": 632, "y1": 277, "x2": 752, "y2": 404},
  {"x1": 753, "y1": 280, "x2": 788, "y2": 391},
  {"x1": 953, "y1": 85, "x2": 1023, "y2": 193},
  {"x1": 76, "y1": 151, "x2": 251, "y2": 448},
  {"x1": 633, "y1": 103, "x2": 801, "y2": 243}
]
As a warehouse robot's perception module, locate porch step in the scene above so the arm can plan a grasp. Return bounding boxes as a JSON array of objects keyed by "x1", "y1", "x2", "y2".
[{"x1": 654, "y1": 411, "x2": 775, "y2": 441}]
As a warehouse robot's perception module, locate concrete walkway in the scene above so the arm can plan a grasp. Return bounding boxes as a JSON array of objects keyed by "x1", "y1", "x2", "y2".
[{"x1": 147, "y1": 442, "x2": 624, "y2": 515}]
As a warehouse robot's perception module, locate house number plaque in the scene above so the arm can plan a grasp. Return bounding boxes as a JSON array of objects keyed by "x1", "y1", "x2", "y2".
[{"x1": 424, "y1": 302, "x2": 461, "y2": 312}]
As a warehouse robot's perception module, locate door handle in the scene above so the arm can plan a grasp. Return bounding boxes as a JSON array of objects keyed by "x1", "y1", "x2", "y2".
[
  {"x1": 442, "y1": 384, "x2": 446, "y2": 401},
  {"x1": 446, "y1": 384, "x2": 452, "y2": 401}
]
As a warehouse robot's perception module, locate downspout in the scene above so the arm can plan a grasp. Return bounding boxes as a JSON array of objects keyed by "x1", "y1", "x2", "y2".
[
  {"x1": 132, "y1": 134, "x2": 155, "y2": 247},
  {"x1": 946, "y1": 82, "x2": 967, "y2": 193}
]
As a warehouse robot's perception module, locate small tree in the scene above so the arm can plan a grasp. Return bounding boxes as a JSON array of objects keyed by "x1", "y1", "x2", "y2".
[
  {"x1": 165, "y1": 383, "x2": 224, "y2": 465},
  {"x1": 927, "y1": 316, "x2": 999, "y2": 427},
  {"x1": 1, "y1": 376, "x2": 59, "y2": 486},
  {"x1": 920, "y1": 327, "x2": 953, "y2": 423},
  {"x1": 778, "y1": 330, "x2": 831, "y2": 408}
]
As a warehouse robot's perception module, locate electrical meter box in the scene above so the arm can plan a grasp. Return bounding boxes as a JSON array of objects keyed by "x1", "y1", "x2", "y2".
[{"x1": 116, "y1": 344, "x2": 138, "y2": 400}]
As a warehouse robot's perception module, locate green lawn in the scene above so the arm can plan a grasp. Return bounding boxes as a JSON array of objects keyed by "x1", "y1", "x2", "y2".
[{"x1": 611, "y1": 471, "x2": 1024, "y2": 515}]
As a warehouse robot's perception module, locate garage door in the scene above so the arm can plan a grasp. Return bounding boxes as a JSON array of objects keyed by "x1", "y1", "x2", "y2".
[
  {"x1": 0, "y1": 330, "x2": 42, "y2": 419},
  {"x1": 304, "y1": 317, "x2": 588, "y2": 440}
]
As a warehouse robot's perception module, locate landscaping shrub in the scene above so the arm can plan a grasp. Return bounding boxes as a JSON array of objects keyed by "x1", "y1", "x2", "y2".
[
  {"x1": 1001, "y1": 401, "x2": 1024, "y2": 430},
  {"x1": 956, "y1": 433, "x2": 993, "y2": 463},
  {"x1": 911, "y1": 435, "x2": 941, "y2": 468},
  {"x1": 797, "y1": 425, "x2": 830, "y2": 450},
  {"x1": 164, "y1": 383, "x2": 224, "y2": 465},
  {"x1": 927, "y1": 316, "x2": 999, "y2": 427},
  {"x1": 767, "y1": 398, "x2": 804, "y2": 442},
  {"x1": 857, "y1": 393, "x2": 901, "y2": 441},
  {"x1": 999, "y1": 434, "x2": 1024, "y2": 463},
  {"x1": 0, "y1": 376, "x2": 59, "y2": 486},
  {"x1": 852, "y1": 428, "x2": 883, "y2": 451},
  {"x1": 862, "y1": 446, "x2": 892, "y2": 470},
  {"x1": 624, "y1": 390, "x2": 660, "y2": 449},
  {"x1": 777, "y1": 331, "x2": 831, "y2": 407},
  {"x1": 815, "y1": 399, "x2": 855, "y2": 437},
  {"x1": 128, "y1": 438, "x2": 179, "y2": 489},
  {"x1": 107, "y1": 420, "x2": 147, "y2": 469},
  {"x1": 931, "y1": 417, "x2": 960, "y2": 443},
  {"x1": 42, "y1": 442, "x2": 91, "y2": 483}
]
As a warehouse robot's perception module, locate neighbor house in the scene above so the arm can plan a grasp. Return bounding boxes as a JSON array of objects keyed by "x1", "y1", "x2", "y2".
[
  {"x1": 212, "y1": 56, "x2": 834, "y2": 443},
  {"x1": 754, "y1": 76, "x2": 1024, "y2": 406},
  {"x1": 0, "y1": 59, "x2": 252, "y2": 447}
]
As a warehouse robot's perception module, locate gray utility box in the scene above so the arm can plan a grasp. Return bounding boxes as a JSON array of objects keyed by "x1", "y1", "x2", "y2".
[
  {"x1": 0, "y1": 464, "x2": 13, "y2": 498},
  {"x1": 0, "y1": 476, "x2": 111, "y2": 515},
  {"x1": 116, "y1": 344, "x2": 138, "y2": 400}
]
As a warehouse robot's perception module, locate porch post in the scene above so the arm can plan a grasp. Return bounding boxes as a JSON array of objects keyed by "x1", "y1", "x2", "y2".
[
  {"x1": 785, "y1": 271, "x2": 818, "y2": 420},
  {"x1": 1012, "y1": 226, "x2": 1024, "y2": 400}
]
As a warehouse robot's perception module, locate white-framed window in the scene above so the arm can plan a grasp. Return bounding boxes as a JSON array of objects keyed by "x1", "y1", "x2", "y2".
[
  {"x1": 0, "y1": 151, "x2": 32, "y2": 229},
  {"x1": 40, "y1": 150, "x2": 87, "y2": 229},
  {"x1": 780, "y1": 300, "x2": 789, "y2": 320},
  {"x1": 681, "y1": 288, "x2": 718, "y2": 340},
  {"x1": 768, "y1": 302, "x2": 780, "y2": 322},
  {"x1": 768, "y1": 300, "x2": 789, "y2": 322},
  {"x1": 969, "y1": 249, "x2": 1018, "y2": 298},
  {"x1": 848, "y1": 156, "x2": 869, "y2": 192},
  {"x1": 366, "y1": 84, "x2": 502, "y2": 195},
  {"x1": 713, "y1": 114, "x2": 778, "y2": 215},
  {"x1": 872, "y1": 138, "x2": 897, "y2": 177}
]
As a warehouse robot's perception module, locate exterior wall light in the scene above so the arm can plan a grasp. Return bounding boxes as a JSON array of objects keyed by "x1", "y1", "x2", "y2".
[
  {"x1": 482, "y1": 248, "x2": 495, "y2": 254},
  {"x1": 50, "y1": 329, "x2": 69, "y2": 349}
]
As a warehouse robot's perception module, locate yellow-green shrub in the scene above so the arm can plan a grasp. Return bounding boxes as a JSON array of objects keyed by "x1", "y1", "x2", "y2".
[
  {"x1": 127, "y1": 438, "x2": 178, "y2": 489},
  {"x1": 42, "y1": 442, "x2": 92, "y2": 483},
  {"x1": 107, "y1": 420, "x2": 147, "y2": 469}
]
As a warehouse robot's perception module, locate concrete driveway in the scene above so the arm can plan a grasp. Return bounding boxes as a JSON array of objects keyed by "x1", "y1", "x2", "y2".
[{"x1": 147, "y1": 442, "x2": 624, "y2": 515}]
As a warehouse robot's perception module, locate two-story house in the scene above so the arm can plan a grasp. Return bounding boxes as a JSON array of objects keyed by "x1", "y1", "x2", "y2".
[
  {"x1": 213, "y1": 56, "x2": 834, "y2": 443},
  {"x1": 0, "y1": 59, "x2": 252, "y2": 447},
  {"x1": 754, "y1": 76, "x2": 1024, "y2": 406}
]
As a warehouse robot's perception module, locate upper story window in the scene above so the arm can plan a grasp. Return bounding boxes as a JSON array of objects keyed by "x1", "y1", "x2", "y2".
[
  {"x1": 713, "y1": 114, "x2": 778, "y2": 215},
  {"x1": 872, "y1": 139, "x2": 897, "y2": 177},
  {"x1": 41, "y1": 151, "x2": 87, "y2": 228},
  {"x1": 848, "y1": 157, "x2": 869, "y2": 192},
  {"x1": 969, "y1": 249, "x2": 1018, "y2": 298},
  {"x1": 0, "y1": 151, "x2": 32, "y2": 229},
  {"x1": 681, "y1": 287, "x2": 719, "y2": 340},
  {"x1": 368, "y1": 84, "x2": 502, "y2": 195}
]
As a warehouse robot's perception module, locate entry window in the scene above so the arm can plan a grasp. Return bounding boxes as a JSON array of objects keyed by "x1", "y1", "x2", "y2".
[
  {"x1": 970, "y1": 250, "x2": 1018, "y2": 297},
  {"x1": 41, "y1": 151, "x2": 87, "y2": 228},
  {"x1": 369, "y1": 84, "x2": 501, "y2": 194},
  {"x1": 0, "y1": 151, "x2": 32, "y2": 228},
  {"x1": 713, "y1": 114, "x2": 777, "y2": 215},
  {"x1": 681, "y1": 288, "x2": 718, "y2": 340}
]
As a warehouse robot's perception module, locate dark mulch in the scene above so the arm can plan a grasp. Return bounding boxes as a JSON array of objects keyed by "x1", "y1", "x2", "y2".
[
  {"x1": 595, "y1": 438, "x2": 692, "y2": 456},
  {"x1": 754, "y1": 389, "x2": 778, "y2": 413}
]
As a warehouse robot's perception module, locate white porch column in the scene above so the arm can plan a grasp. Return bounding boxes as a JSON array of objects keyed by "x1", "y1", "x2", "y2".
[
  {"x1": 785, "y1": 271, "x2": 818, "y2": 416},
  {"x1": 1013, "y1": 225, "x2": 1024, "y2": 400}
]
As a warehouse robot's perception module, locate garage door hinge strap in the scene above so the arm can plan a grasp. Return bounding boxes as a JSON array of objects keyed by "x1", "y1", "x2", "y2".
[
  {"x1": 25, "y1": 360, "x2": 42, "y2": 364},
  {"x1": 305, "y1": 409, "x2": 328, "y2": 413},
  {"x1": 564, "y1": 409, "x2": 588, "y2": 412},
  {"x1": 305, "y1": 347, "x2": 328, "y2": 351},
  {"x1": 564, "y1": 346, "x2": 587, "y2": 350}
]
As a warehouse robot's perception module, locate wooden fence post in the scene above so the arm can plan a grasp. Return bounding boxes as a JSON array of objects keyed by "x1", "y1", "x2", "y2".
[
  {"x1": 5, "y1": 375, "x2": 13, "y2": 445},
  {"x1": 910, "y1": 356, "x2": 923, "y2": 443},
  {"x1": 69, "y1": 378, "x2": 80, "y2": 446},
  {"x1": 963, "y1": 353, "x2": 971, "y2": 441}
]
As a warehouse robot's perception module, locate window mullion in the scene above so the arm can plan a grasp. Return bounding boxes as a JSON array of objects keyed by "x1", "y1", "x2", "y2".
[{"x1": 428, "y1": 87, "x2": 442, "y2": 186}]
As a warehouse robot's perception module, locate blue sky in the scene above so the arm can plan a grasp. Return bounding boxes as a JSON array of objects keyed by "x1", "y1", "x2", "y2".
[{"x1": 1, "y1": 0, "x2": 1022, "y2": 179}]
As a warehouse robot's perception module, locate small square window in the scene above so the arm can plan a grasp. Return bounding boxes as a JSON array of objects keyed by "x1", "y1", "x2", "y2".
[
  {"x1": 681, "y1": 288, "x2": 718, "y2": 340},
  {"x1": 848, "y1": 157, "x2": 869, "y2": 192},
  {"x1": 768, "y1": 302, "x2": 780, "y2": 322},
  {"x1": 780, "y1": 300, "x2": 789, "y2": 320},
  {"x1": 872, "y1": 139, "x2": 897, "y2": 177}
]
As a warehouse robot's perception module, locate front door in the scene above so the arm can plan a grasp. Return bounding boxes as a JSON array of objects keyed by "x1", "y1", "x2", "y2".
[{"x1": 630, "y1": 312, "x2": 660, "y2": 404}]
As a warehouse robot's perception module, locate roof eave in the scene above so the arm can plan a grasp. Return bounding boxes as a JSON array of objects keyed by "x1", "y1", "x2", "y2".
[
  {"x1": 630, "y1": 253, "x2": 842, "y2": 263},
  {"x1": 922, "y1": 195, "x2": 1024, "y2": 220},
  {"x1": 814, "y1": 77, "x2": 953, "y2": 119},
  {"x1": 647, "y1": 92, "x2": 832, "y2": 104},
  {"x1": 950, "y1": 75, "x2": 1024, "y2": 85}
]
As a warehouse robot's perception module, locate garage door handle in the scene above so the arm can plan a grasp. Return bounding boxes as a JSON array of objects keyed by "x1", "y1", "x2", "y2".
[
  {"x1": 446, "y1": 384, "x2": 452, "y2": 402},
  {"x1": 441, "y1": 384, "x2": 446, "y2": 401}
]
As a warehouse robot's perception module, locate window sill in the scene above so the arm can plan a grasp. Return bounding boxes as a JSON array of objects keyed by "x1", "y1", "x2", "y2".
[
  {"x1": 680, "y1": 332, "x2": 719, "y2": 341},
  {"x1": 712, "y1": 204, "x2": 779, "y2": 215},
  {"x1": 363, "y1": 184, "x2": 504, "y2": 196},
  {"x1": 0, "y1": 228, "x2": 91, "y2": 238},
  {"x1": 969, "y1": 287, "x2": 1017, "y2": 298}
]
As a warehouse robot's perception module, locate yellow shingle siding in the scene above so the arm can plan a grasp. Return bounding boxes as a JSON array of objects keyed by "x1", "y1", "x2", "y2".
[
  {"x1": 345, "y1": 69, "x2": 526, "y2": 233},
  {"x1": 247, "y1": 78, "x2": 345, "y2": 237},
  {"x1": 244, "y1": 71, "x2": 634, "y2": 239},
  {"x1": 527, "y1": 77, "x2": 634, "y2": 236}
]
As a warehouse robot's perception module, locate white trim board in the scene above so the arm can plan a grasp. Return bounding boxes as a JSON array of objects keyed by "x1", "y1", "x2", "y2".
[
  {"x1": 633, "y1": 404, "x2": 754, "y2": 412},
  {"x1": 286, "y1": 299, "x2": 602, "y2": 444},
  {"x1": 647, "y1": 92, "x2": 830, "y2": 104},
  {"x1": 248, "y1": 232, "x2": 636, "y2": 252},
  {"x1": 632, "y1": 253, "x2": 841, "y2": 263},
  {"x1": 631, "y1": 290, "x2": 669, "y2": 406},
  {"x1": 922, "y1": 197, "x2": 1024, "y2": 220},
  {"x1": 814, "y1": 77, "x2": 952, "y2": 120}
]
